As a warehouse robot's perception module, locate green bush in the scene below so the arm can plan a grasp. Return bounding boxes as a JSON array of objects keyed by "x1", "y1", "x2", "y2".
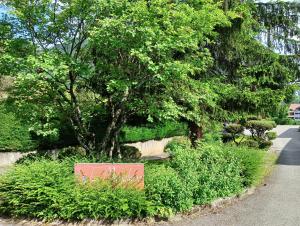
[
  {"x1": 203, "y1": 131, "x2": 222, "y2": 143},
  {"x1": 246, "y1": 120, "x2": 276, "y2": 139},
  {"x1": 273, "y1": 117, "x2": 300, "y2": 125},
  {"x1": 193, "y1": 144, "x2": 244, "y2": 204},
  {"x1": 145, "y1": 164, "x2": 193, "y2": 212},
  {"x1": 0, "y1": 159, "x2": 155, "y2": 220},
  {"x1": 224, "y1": 124, "x2": 244, "y2": 135},
  {"x1": 222, "y1": 123, "x2": 244, "y2": 144},
  {"x1": 119, "y1": 145, "x2": 141, "y2": 159},
  {"x1": 0, "y1": 141, "x2": 268, "y2": 221},
  {"x1": 166, "y1": 141, "x2": 200, "y2": 196},
  {"x1": 0, "y1": 105, "x2": 36, "y2": 151},
  {"x1": 240, "y1": 137, "x2": 273, "y2": 150},
  {"x1": 120, "y1": 121, "x2": 188, "y2": 143},
  {"x1": 266, "y1": 131, "x2": 277, "y2": 140},
  {"x1": 240, "y1": 139, "x2": 260, "y2": 148},
  {"x1": 258, "y1": 140, "x2": 272, "y2": 149},
  {"x1": 246, "y1": 115, "x2": 262, "y2": 121},
  {"x1": 166, "y1": 142, "x2": 244, "y2": 204},
  {"x1": 233, "y1": 147, "x2": 266, "y2": 187}
]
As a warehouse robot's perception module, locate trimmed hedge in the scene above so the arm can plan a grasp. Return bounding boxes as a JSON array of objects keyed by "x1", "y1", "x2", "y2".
[
  {"x1": 273, "y1": 117, "x2": 300, "y2": 125},
  {"x1": 246, "y1": 120, "x2": 276, "y2": 139},
  {"x1": 0, "y1": 105, "x2": 36, "y2": 151},
  {"x1": 120, "y1": 121, "x2": 188, "y2": 143},
  {"x1": 266, "y1": 131, "x2": 277, "y2": 140}
]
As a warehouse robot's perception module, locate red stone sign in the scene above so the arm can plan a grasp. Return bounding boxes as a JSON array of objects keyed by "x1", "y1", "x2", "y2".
[{"x1": 74, "y1": 163, "x2": 144, "y2": 189}]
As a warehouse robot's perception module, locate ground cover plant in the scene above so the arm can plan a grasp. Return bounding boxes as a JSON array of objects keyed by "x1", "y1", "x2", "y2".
[{"x1": 0, "y1": 140, "x2": 269, "y2": 221}]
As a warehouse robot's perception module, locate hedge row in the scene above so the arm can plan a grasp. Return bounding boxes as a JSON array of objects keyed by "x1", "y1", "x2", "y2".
[
  {"x1": 0, "y1": 140, "x2": 267, "y2": 221},
  {"x1": 119, "y1": 121, "x2": 188, "y2": 143},
  {"x1": 0, "y1": 105, "x2": 36, "y2": 152},
  {"x1": 0, "y1": 104, "x2": 187, "y2": 151}
]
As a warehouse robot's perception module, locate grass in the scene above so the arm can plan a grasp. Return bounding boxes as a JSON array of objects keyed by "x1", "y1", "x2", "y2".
[{"x1": 253, "y1": 151, "x2": 277, "y2": 186}]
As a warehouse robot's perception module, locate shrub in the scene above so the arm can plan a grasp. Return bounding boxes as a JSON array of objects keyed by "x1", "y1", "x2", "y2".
[
  {"x1": 203, "y1": 131, "x2": 222, "y2": 143},
  {"x1": 266, "y1": 131, "x2": 277, "y2": 140},
  {"x1": 240, "y1": 139, "x2": 260, "y2": 148},
  {"x1": 15, "y1": 152, "x2": 51, "y2": 164},
  {"x1": 222, "y1": 123, "x2": 244, "y2": 144},
  {"x1": 119, "y1": 145, "x2": 141, "y2": 159},
  {"x1": 167, "y1": 142, "x2": 267, "y2": 199},
  {"x1": 167, "y1": 142, "x2": 244, "y2": 205},
  {"x1": 246, "y1": 115, "x2": 262, "y2": 121},
  {"x1": 193, "y1": 144, "x2": 244, "y2": 204},
  {"x1": 0, "y1": 104, "x2": 36, "y2": 151},
  {"x1": 16, "y1": 146, "x2": 87, "y2": 164},
  {"x1": 245, "y1": 120, "x2": 276, "y2": 139},
  {"x1": 167, "y1": 141, "x2": 200, "y2": 193},
  {"x1": 0, "y1": 141, "x2": 269, "y2": 221},
  {"x1": 273, "y1": 117, "x2": 300, "y2": 125},
  {"x1": 233, "y1": 147, "x2": 266, "y2": 187},
  {"x1": 120, "y1": 121, "x2": 188, "y2": 143},
  {"x1": 0, "y1": 159, "x2": 155, "y2": 220},
  {"x1": 145, "y1": 164, "x2": 193, "y2": 213},
  {"x1": 56, "y1": 146, "x2": 86, "y2": 159},
  {"x1": 258, "y1": 140, "x2": 273, "y2": 149}
]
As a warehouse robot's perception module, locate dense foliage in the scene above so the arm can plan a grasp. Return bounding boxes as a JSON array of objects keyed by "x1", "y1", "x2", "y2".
[
  {"x1": 0, "y1": 159, "x2": 154, "y2": 220},
  {"x1": 246, "y1": 120, "x2": 276, "y2": 140},
  {"x1": 0, "y1": 104, "x2": 36, "y2": 151},
  {"x1": 0, "y1": 140, "x2": 269, "y2": 220},
  {"x1": 266, "y1": 131, "x2": 277, "y2": 141},
  {"x1": 120, "y1": 122, "x2": 188, "y2": 143},
  {"x1": 0, "y1": 0, "x2": 294, "y2": 222},
  {"x1": 222, "y1": 123, "x2": 244, "y2": 144},
  {"x1": 0, "y1": 0, "x2": 296, "y2": 156}
]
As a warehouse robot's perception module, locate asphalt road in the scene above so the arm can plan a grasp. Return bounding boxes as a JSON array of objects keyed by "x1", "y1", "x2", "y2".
[{"x1": 168, "y1": 125, "x2": 300, "y2": 226}]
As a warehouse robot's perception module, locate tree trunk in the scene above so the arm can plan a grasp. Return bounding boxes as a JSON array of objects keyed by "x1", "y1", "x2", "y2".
[
  {"x1": 188, "y1": 122, "x2": 203, "y2": 147},
  {"x1": 99, "y1": 108, "x2": 122, "y2": 153},
  {"x1": 100, "y1": 112, "x2": 127, "y2": 159},
  {"x1": 223, "y1": 0, "x2": 229, "y2": 11},
  {"x1": 68, "y1": 70, "x2": 95, "y2": 156},
  {"x1": 99, "y1": 91, "x2": 129, "y2": 159}
]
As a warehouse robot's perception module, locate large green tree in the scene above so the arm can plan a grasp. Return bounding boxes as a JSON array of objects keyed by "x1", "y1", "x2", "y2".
[
  {"x1": 5, "y1": 0, "x2": 231, "y2": 157},
  {"x1": 205, "y1": 0, "x2": 298, "y2": 120},
  {"x1": 3, "y1": 0, "x2": 299, "y2": 158}
]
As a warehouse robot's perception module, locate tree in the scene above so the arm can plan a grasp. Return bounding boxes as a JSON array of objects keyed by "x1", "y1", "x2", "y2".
[
  {"x1": 256, "y1": 1, "x2": 299, "y2": 56},
  {"x1": 4, "y1": 0, "x2": 103, "y2": 155},
  {"x1": 206, "y1": 0, "x2": 299, "y2": 120},
  {"x1": 0, "y1": 13, "x2": 33, "y2": 76},
  {"x1": 5, "y1": 0, "x2": 298, "y2": 158},
  {"x1": 6, "y1": 0, "x2": 231, "y2": 157}
]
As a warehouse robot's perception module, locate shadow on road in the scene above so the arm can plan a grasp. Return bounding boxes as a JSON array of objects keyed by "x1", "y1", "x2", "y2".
[{"x1": 277, "y1": 127, "x2": 300, "y2": 166}]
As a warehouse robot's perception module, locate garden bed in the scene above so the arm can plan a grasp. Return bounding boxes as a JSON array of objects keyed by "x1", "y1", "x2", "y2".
[{"x1": 0, "y1": 139, "x2": 275, "y2": 224}]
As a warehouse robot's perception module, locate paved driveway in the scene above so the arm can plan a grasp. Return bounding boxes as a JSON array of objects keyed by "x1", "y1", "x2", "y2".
[{"x1": 168, "y1": 125, "x2": 300, "y2": 226}]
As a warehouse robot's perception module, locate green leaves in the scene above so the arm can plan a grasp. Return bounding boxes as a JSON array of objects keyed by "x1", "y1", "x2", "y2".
[
  {"x1": 0, "y1": 104, "x2": 36, "y2": 151},
  {"x1": 0, "y1": 159, "x2": 155, "y2": 220},
  {"x1": 89, "y1": 0, "x2": 229, "y2": 126}
]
